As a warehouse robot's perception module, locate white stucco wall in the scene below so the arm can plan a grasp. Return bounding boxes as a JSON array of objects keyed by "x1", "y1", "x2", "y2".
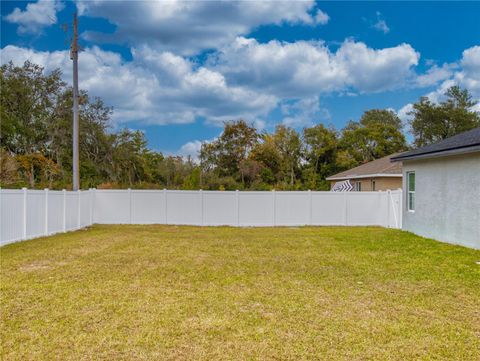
[{"x1": 402, "y1": 152, "x2": 480, "y2": 249}]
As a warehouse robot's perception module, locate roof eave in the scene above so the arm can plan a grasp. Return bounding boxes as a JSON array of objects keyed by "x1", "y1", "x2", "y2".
[
  {"x1": 326, "y1": 173, "x2": 403, "y2": 181},
  {"x1": 391, "y1": 145, "x2": 480, "y2": 162}
]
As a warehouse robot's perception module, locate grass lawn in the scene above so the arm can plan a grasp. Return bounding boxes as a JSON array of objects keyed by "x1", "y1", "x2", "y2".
[{"x1": 1, "y1": 225, "x2": 479, "y2": 360}]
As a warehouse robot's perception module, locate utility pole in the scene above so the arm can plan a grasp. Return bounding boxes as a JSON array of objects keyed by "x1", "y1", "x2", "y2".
[{"x1": 70, "y1": 12, "x2": 80, "y2": 191}]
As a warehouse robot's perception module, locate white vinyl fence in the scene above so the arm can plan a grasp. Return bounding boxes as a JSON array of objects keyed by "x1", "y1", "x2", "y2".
[
  {"x1": 0, "y1": 188, "x2": 402, "y2": 246},
  {"x1": 0, "y1": 188, "x2": 94, "y2": 246}
]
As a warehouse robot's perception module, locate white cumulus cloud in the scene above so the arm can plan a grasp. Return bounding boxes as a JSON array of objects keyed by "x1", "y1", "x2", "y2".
[
  {"x1": 1, "y1": 36, "x2": 423, "y2": 127},
  {"x1": 3, "y1": 37, "x2": 476, "y2": 131},
  {"x1": 335, "y1": 41, "x2": 419, "y2": 92},
  {"x1": 415, "y1": 63, "x2": 455, "y2": 87},
  {"x1": 77, "y1": 0, "x2": 321, "y2": 55},
  {"x1": 314, "y1": 10, "x2": 330, "y2": 25},
  {"x1": 397, "y1": 45, "x2": 480, "y2": 122},
  {"x1": 397, "y1": 103, "x2": 414, "y2": 122},
  {"x1": 373, "y1": 20, "x2": 390, "y2": 34},
  {"x1": 419, "y1": 46, "x2": 480, "y2": 105},
  {"x1": 177, "y1": 140, "x2": 204, "y2": 161},
  {"x1": 456, "y1": 45, "x2": 480, "y2": 97},
  {"x1": 4, "y1": 0, "x2": 64, "y2": 35},
  {"x1": 209, "y1": 37, "x2": 420, "y2": 96},
  {"x1": 372, "y1": 12, "x2": 390, "y2": 34},
  {"x1": 0, "y1": 45, "x2": 277, "y2": 126},
  {"x1": 281, "y1": 97, "x2": 329, "y2": 127}
]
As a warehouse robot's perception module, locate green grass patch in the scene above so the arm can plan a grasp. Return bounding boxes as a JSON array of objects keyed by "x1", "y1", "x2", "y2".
[{"x1": 1, "y1": 225, "x2": 479, "y2": 360}]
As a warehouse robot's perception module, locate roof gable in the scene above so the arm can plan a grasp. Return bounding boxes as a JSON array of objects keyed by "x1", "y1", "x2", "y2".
[{"x1": 326, "y1": 153, "x2": 402, "y2": 180}]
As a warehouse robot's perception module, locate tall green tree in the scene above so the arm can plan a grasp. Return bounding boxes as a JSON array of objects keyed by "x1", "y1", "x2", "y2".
[
  {"x1": 340, "y1": 109, "x2": 408, "y2": 166},
  {"x1": 47, "y1": 89, "x2": 114, "y2": 188},
  {"x1": 0, "y1": 61, "x2": 170, "y2": 189},
  {"x1": 302, "y1": 124, "x2": 338, "y2": 190},
  {"x1": 1, "y1": 61, "x2": 65, "y2": 186},
  {"x1": 0, "y1": 61, "x2": 65, "y2": 156},
  {"x1": 409, "y1": 86, "x2": 480, "y2": 147},
  {"x1": 200, "y1": 120, "x2": 259, "y2": 186},
  {"x1": 250, "y1": 133, "x2": 282, "y2": 186},
  {"x1": 272, "y1": 125, "x2": 302, "y2": 188}
]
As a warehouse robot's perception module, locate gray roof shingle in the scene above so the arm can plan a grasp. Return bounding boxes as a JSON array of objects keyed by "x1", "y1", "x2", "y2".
[{"x1": 391, "y1": 127, "x2": 480, "y2": 161}]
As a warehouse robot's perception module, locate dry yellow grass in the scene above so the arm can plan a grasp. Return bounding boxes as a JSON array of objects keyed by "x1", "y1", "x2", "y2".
[{"x1": 1, "y1": 225, "x2": 479, "y2": 360}]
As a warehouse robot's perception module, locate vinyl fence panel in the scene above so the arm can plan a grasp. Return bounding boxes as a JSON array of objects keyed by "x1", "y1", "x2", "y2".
[
  {"x1": 94, "y1": 190, "x2": 130, "y2": 224},
  {"x1": 0, "y1": 188, "x2": 94, "y2": 246},
  {"x1": 91, "y1": 189, "x2": 402, "y2": 228},
  {"x1": 65, "y1": 192, "x2": 80, "y2": 231},
  {"x1": 203, "y1": 191, "x2": 237, "y2": 226},
  {"x1": 311, "y1": 192, "x2": 345, "y2": 225},
  {"x1": 275, "y1": 191, "x2": 310, "y2": 226},
  {"x1": 1, "y1": 188, "x2": 402, "y2": 246},
  {"x1": 26, "y1": 190, "x2": 46, "y2": 238},
  {"x1": 80, "y1": 191, "x2": 92, "y2": 228},
  {"x1": 166, "y1": 191, "x2": 202, "y2": 225},
  {"x1": 47, "y1": 191, "x2": 64, "y2": 235},
  {"x1": 239, "y1": 191, "x2": 275, "y2": 226},
  {"x1": 131, "y1": 190, "x2": 166, "y2": 224},
  {"x1": 0, "y1": 190, "x2": 24, "y2": 245},
  {"x1": 347, "y1": 192, "x2": 386, "y2": 226}
]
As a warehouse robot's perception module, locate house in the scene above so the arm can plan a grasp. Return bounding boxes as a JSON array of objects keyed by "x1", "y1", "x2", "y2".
[
  {"x1": 391, "y1": 127, "x2": 480, "y2": 249},
  {"x1": 326, "y1": 153, "x2": 402, "y2": 191}
]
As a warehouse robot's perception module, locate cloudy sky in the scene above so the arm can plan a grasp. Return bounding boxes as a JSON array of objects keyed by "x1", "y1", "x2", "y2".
[{"x1": 1, "y1": 1, "x2": 479, "y2": 157}]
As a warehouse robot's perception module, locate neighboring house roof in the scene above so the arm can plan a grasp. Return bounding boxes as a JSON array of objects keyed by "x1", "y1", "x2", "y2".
[
  {"x1": 391, "y1": 127, "x2": 480, "y2": 162},
  {"x1": 326, "y1": 153, "x2": 402, "y2": 181}
]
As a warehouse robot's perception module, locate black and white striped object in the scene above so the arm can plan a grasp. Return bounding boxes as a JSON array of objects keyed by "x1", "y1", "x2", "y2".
[{"x1": 331, "y1": 180, "x2": 353, "y2": 192}]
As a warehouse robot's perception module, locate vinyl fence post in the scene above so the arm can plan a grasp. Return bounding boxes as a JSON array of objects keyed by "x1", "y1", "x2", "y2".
[
  {"x1": 343, "y1": 192, "x2": 348, "y2": 226},
  {"x1": 128, "y1": 188, "x2": 132, "y2": 224},
  {"x1": 386, "y1": 190, "x2": 391, "y2": 228},
  {"x1": 389, "y1": 190, "x2": 399, "y2": 229},
  {"x1": 397, "y1": 189, "x2": 402, "y2": 228},
  {"x1": 235, "y1": 190, "x2": 240, "y2": 226},
  {"x1": 0, "y1": 188, "x2": 1, "y2": 238},
  {"x1": 62, "y1": 189, "x2": 67, "y2": 232},
  {"x1": 77, "y1": 190, "x2": 81, "y2": 229},
  {"x1": 92, "y1": 188, "x2": 96, "y2": 225},
  {"x1": 308, "y1": 189, "x2": 312, "y2": 226},
  {"x1": 200, "y1": 189, "x2": 204, "y2": 226},
  {"x1": 44, "y1": 188, "x2": 49, "y2": 236},
  {"x1": 163, "y1": 189, "x2": 168, "y2": 225},
  {"x1": 272, "y1": 189, "x2": 276, "y2": 227},
  {"x1": 89, "y1": 188, "x2": 93, "y2": 226},
  {"x1": 22, "y1": 187, "x2": 27, "y2": 240}
]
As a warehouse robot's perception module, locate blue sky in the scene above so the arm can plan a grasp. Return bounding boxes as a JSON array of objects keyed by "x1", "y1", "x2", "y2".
[{"x1": 1, "y1": 1, "x2": 479, "y2": 157}]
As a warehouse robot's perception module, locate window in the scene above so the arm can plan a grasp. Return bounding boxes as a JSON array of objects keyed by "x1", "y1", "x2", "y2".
[
  {"x1": 407, "y1": 172, "x2": 415, "y2": 212},
  {"x1": 355, "y1": 181, "x2": 362, "y2": 192},
  {"x1": 371, "y1": 180, "x2": 376, "y2": 191}
]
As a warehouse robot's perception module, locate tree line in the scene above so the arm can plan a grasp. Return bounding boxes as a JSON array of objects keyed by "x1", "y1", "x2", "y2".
[{"x1": 1, "y1": 61, "x2": 479, "y2": 190}]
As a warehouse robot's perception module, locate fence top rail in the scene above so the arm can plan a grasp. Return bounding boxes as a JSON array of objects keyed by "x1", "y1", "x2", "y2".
[
  {"x1": 0, "y1": 189, "x2": 95, "y2": 193},
  {"x1": 1, "y1": 188, "x2": 402, "y2": 194},
  {"x1": 25, "y1": 191, "x2": 48, "y2": 196},
  {"x1": 0, "y1": 189, "x2": 25, "y2": 194},
  {"x1": 92, "y1": 189, "x2": 384, "y2": 195}
]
